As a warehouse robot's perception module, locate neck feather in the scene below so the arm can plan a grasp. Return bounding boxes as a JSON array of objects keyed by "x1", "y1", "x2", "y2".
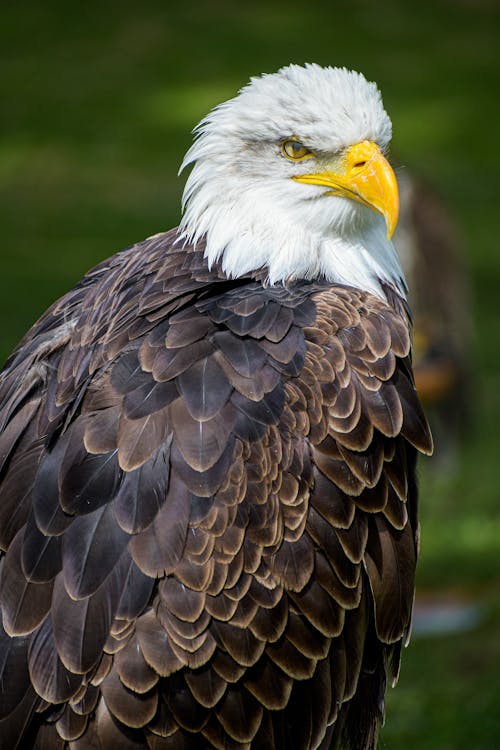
[{"x1": 179, "y1": 166, "x2": 407, "y2": 300}]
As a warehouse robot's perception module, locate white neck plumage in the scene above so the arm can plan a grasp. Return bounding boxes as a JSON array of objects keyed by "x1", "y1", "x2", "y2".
[{"x1": 179, "y1": 162, "x2": 407, "y2": 301}]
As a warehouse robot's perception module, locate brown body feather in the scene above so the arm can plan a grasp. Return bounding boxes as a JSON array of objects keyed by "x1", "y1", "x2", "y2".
[{"x1": 0, "y1": 229, "x2": 431, "y2": 749}]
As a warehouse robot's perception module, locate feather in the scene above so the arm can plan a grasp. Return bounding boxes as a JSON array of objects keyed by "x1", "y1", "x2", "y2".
[
  {"x1": 231, "y1": 385, "x2": 284, "y2": 427},
  {"x1": 248, "y1": 594, "x2": 288, "y2": 643},
  {"x1": 55, "y1": 704, "x2": 88, "y2": 741},
  {"x1": 393, "y1": 367, "x2": 434, "y2": 454},
  {"x1": 32, "y1": 437, "x2": 74, "y2": 537},
  {"x1": 338, "y1": 325, "x2": 366, "y2": 353},
  {"x1": 94, "y1": 696, "x2": 151, "y2": 749},
  {"x1": 229, "y1": 301, "x2": 283, "y2": 338},
  {"x1": 354, "y1": 475, "x2": 389, "y2": 513},
  {"x1": 0, "y1": 398, "x2": 39, "y2": 473},
  {"x1": 1, "y1": 529, "x2": 53, "y2": 636},
  {"x1": 243, "y1": 656, "x2": 292, "y2": 711},
  {"x1": 214, "y1": 622, "x2": 265, "y2": 668},
  {"x1": 363, "y1": 314, "x2": 392, "y2": 358},
  {"x1": 289, "y1": 580, "x2": 344, "y2": 638},
  {"x1": 218, "y1": 291, "x2": 265, "y2": 316},
  {"x1": 135, "y1": 610, "x2": 184, "y2": 677},
  {"x1": 0, "y1": 441, "x2": 42, "y2": 549},
  {"x1": 158, "y1": 601, "x2": 210, "y2": 654},
  {"x1": 28, "y1": 615, "x2": 82, "y2": 704},
  {"x1": 386, "y1": 312, "x2": 411, "y2": 358},
  {"x1": 164, "y1": 678, "x2": 210, "y2": 732},
  {"x1": 364, "y1": 381, "x2": 403, "y2": 437},
  {"x1": 172, "y1": 555, "x2": 215, "y2": 593},
  {"x1": 70, "y1": 683, "x2": 100, "y2": 716},
  {"x1": 117, "y1": 411, "x2": 170, "y2": 472},
  {"x1": 247, "y1": 579, "x2": 283, "y2": 609},
  {"x1": 205, "y1": 593, "x2": 239, "y2": 622},
  {"x1": 213, "y1": 351, "x2": 281, "y2": 402},
  {"x1": 215, "y1": 686, "x2": 263, "y2": 743},
  {"x1": 129, "y1": 469, "x2": 190, "y2": 577},
  {"x1": 146, "y1": 700, "x2": 180, "y2": 741},
  {"x1": 62, "y1": 504, "x2": 129, "y2": 598},
  {"x1": 384, "y1": 440, "x2": 409, "y2": 501},
  {"x1": 171, "y1": 399, "x2": 236, "y2": 473},
  {"x1": 306, "y1": 507, "x2": 360, "y2": 588},
  {"x1": 177, "y1": 355, "x2": 232, "y2": 421},
  {"x1": 101, "y1": 668, "x2": 158, "y2": 728},
  {"x1": 184, "y1": 664, "x2": 227, "y2": 709},
  {"x1": 159, "y1": 577, "x2": 206, "y2": 623},
  {"x1": 165, "y1": 314, "x2": 212, "y2": 348},
  {"x1": 52, "y1": 556, "x2": 126, "y2": 674},
  {"x1": 383, "y1": 483, "x2": 409, "y2": 530},
  {"x1": 364, "y1": 516, "x2": 416, "y2": 643},
  {"x1": 122, "y1": 379, "x2": 178, "y2": 420},
  {"x1": 340, "y1": 588, "x2": 368, "y2": 701},
  {"x1": 264, "y1": 306, "x2": 294, "y2": 343},
  {"x1": 114, "y1": 553, "x2": 154, "y2": 621},
  {"x1": 211, "y1": 650, "x2": 245, "y2": 684},
  {"x1": 308, "y1": 657, "x2": 333, "y2": 749},
  {"x1": 311, "y1": 466, "x2": 356, "y2": 529},
  {"x1": 335, "y1": 512, "x2": 369, "y2": 564},
  {"x1": 337, "y1": 438, "x2": 384, "y2": 488},
  {"x1": 312, "y1": 440, "x2": 364, "y2": 497},
  {"x1": 269, "y1": 535, "x2": 314, "y2": 592},
  {"x1": 172, "y1": 440, "x2": 234, "y2": 498},
  {"x1": 152, "y1": 340, "x2": 214, "y2": 382},
  {"x1": 331, "y1": 380, "x2": 357, "y2": 419},
  {"x1": 227, "y1": 597, "x2": 259, "y2": 629},
  {"x1": 232, "y1": 410, "x2": 268, "y2": 442},
  {"x1": 0, "y1": 620, "x2": 31, "y2": 718},
  {"x1": 285, "y1": 612, "x2": 330, "y2": 660},
  {"x1": 315, "y1": 551, "x2": 362, "y2": 610},
  {"x1": 333, "y1": 409, "x2": 374, "y2": 452},
  {"x1": 329, "y1": 389, "x2": 362, "y2": 435},
  {"x1": 111, "y1": 351, "x2": 149, "y2": 394},
  {"x1": 213, "y1": 332, "x2": 267, "y2": 379},
  {"x1": 113, "y1": 435, "x2": 172, "y2": 534},
  {"x1": 83, "y1": 406, "x2": 121, "y2": 455},
  {"x1": 202, "y1": 721, "x2": 251, "y2": 750},
  {"x1": 169, "y1": 631, "x2": 217, "y2": 672},
  {"x1": 267, "y1": 636, "x2": 316, "y2": 681},
  {"x1": 21, "y1": 512, "x2": 62, "y2": 583},
  {"x1": 59, "y1": 420, "x2": 122, "y2": 515},
  {"x1": 258, "y1": 325, "x2": 303, "y2": 365},
  {"x1": 0, "y1": 685, "x2": 43, "y2": 750}
]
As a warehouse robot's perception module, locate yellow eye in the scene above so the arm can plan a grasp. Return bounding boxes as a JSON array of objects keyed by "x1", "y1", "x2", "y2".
[{"x1": 281, "y1": 139, "x2": 312, "y2": 161}]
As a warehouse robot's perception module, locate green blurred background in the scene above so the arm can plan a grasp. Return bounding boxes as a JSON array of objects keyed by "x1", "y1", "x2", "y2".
[{"x1": 1, "y1": 1, "x2": 499, "y2": 747}]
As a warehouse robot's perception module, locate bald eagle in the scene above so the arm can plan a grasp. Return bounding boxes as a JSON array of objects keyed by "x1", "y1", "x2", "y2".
[{"x1": 0, "y1": 64, "x2": 432, "y2": 750}]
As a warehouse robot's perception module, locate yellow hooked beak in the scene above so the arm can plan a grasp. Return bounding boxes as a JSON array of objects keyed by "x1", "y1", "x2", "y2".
[{"x1": 293, "y1": 140, "x2": 399, "y2": 239}]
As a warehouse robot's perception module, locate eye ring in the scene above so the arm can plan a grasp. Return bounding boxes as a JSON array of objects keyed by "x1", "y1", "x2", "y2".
[{"x1": 281, "y1": 139, "x2": 312, "y2": 161}]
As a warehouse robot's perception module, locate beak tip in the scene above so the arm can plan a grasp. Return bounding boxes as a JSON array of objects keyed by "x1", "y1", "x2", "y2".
[
  {"x1": 384, "y1": 213, "x2": 398, "y2": 241},
  {"x1": 385, "y1": 200, "x2": 399, "y2": 241}
]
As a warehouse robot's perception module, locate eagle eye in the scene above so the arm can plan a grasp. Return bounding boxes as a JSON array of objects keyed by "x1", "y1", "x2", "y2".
[{"x1": 281, "y1": 139, "x2": 312, "y2": 161}]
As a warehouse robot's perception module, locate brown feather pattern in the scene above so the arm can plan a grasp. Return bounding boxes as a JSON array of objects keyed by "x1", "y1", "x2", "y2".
[{"x1": 0, "y1": 230, "x2": 431, "y2": 748}]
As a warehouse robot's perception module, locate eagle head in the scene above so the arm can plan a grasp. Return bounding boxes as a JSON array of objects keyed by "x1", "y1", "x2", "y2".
[{"x1": 180, "y1": 63, "x2": 405, "y2": 298}]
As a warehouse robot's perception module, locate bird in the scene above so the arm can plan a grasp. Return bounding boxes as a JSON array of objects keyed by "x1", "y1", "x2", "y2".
[
  {"x1": 394, "y1": 171, "x2": 471, "y2": 469},
  {"x1": 0, "y1": 64, "x2": 432, "y2": 749}
]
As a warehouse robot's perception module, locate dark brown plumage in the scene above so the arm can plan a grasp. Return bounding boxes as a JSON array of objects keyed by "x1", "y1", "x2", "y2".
[{"x1": 0, "y1": 229, "x2": 431, "y2": 749}]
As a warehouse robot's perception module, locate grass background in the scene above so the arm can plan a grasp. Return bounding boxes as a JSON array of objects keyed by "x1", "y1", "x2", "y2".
[{"x1": 1, "y1": 1, "x2": 499, "y2": 747}]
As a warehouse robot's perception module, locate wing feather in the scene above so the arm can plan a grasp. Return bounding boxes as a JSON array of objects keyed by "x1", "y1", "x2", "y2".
[{"x1": 0, "y1": 232, "x2": 431, "y2": 748}]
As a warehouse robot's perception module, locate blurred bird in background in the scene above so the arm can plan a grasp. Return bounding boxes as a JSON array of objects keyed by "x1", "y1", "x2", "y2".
[{"x1": 395, "y1": 171, "x2": 471, "y2": 471}]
